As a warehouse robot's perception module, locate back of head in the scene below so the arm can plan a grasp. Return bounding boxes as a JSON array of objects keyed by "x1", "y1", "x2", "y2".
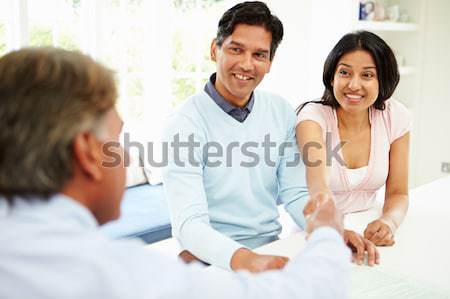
[
  {"x1": 0, "y1": 47, "x2": 117, "y2": 203},
  {"x1": 216, "y1": 1, "x2": 283, "y2": 60}
]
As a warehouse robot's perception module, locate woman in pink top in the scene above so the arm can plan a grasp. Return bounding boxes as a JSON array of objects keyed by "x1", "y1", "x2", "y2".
[{"x1": 297, "y1": 31, "x2": 411, "y2": 265}]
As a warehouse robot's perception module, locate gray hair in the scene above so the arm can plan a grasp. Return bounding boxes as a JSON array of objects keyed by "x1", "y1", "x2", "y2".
[{"x1": 0, "y1": 47, "x2": 117, "y2": 203}]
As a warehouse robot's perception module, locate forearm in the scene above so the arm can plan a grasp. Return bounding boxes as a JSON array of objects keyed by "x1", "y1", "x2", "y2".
[
  {"x1": 307, "y1": 166, "x2": 332, "y2": 198},
  {"x1": 298, "y1": 123, "x2": 330, "y2": 197},
  {"x1": 381, "y1": 193, "x2": 409, "y2": 230},
  {"x1": 383, "y1": 131, "x2": 410, "y2": 232},
  {"x1": 176, "y1": 216, "x2": 246, "y2": 270},
  {"x1": 298, "y1": 127, "x2": 331, "y2": 196}
]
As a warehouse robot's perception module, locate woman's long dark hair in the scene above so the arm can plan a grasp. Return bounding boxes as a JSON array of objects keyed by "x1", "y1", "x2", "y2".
[{"x1": 296, "y1": 30, "x2": 400, "y2": 114}]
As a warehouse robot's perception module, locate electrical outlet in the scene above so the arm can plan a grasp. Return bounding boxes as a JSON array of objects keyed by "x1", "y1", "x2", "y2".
[{"x1": 442, "y1": 162, "x2": 450, "y2": 173}]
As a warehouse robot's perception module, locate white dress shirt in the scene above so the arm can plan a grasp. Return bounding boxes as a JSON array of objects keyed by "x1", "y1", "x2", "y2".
[{"x1": 0, "y1": 195, "x2": 350, "y2": 299}]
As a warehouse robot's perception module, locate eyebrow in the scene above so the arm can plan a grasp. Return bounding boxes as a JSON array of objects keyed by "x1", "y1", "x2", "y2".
[
  {"x1": 228, "y1": 41, "x2": 270, "y2": 54},
  {"x1": 338, "y1": 63, "x2": 376, "y2": 70}
]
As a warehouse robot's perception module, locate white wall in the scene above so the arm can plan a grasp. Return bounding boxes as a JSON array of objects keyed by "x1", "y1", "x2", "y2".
[
  {"x1": 259, "y1": 0, "x2": 354, "y2": 107},
  {"x1": 415, "y1": 0, "x2": 450, "y2": 185}
]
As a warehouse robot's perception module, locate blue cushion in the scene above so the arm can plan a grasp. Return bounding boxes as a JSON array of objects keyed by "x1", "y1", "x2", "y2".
[{"x1": 100, "y1": 184, "x2": 172, "y2": 244}]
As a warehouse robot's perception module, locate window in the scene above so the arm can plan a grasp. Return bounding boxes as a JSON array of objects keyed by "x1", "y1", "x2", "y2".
[
  {"x1": 0, "y1": 0, "x2": 233, "y2": 136},
  {"x1": 27, "y1": 0, "x2": 81, "y2": 49},
  {"x1": 0, "y1": 22, "x2": 6, "y2": 56},
  {"x1": 0, "y1": 0, "x2": 9, "y2": 56},
  {"x1": 171, "y1": 0, "x2": 228, "y2": 107}
]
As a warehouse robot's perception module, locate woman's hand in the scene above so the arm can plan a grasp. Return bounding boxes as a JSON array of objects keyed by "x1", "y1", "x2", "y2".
[
  {"x1": 304, "y1": 193, "x2": 344, "y2": 236},
  {"x1": 364, "y1": 218, "x2": 396, "y2": 246},
  {"x1": 344, "y1": 229, "x2": 380, "y2": 266}
]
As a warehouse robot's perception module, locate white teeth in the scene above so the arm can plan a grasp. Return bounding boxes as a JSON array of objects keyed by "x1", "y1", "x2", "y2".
[
  {"x1": 235, "y1": 74, "x2": 251, "y2": 80},
  {"x1": 345, "y1": 94, "x2": 362, "y2": 99}
]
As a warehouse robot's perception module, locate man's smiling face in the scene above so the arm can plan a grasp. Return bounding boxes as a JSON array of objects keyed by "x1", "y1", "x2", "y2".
[{"x1": 211, "y1": 23, "x2": 273, "y2": 107}]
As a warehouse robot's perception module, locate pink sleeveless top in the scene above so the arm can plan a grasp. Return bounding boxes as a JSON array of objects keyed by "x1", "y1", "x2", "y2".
[{"x1": 297, "y1": 100, "x2": 412, "y2": 214}]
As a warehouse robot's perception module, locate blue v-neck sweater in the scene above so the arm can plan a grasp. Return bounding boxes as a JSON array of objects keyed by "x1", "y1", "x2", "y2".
[{"x1": 162, "y1": 90, "x2": 309, "y2": 270}]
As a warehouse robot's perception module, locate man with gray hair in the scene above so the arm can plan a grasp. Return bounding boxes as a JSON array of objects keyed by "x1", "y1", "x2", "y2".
[{"x1": 0, "y1": 47, "x2": 349, "y2": 299}]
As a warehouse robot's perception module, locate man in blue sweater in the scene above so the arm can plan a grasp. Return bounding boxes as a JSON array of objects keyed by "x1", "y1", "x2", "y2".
[{"x1": 162, "y1": 1, "x2": 311, "y2": 272}]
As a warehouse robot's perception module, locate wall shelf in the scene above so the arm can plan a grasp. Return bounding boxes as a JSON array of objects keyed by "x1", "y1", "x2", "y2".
[{"x1": 354, "y1": 20, "x2": 418, "y2": 32}]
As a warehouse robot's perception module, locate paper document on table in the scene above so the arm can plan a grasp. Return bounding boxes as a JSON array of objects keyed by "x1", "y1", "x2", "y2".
[{"x1": 350, "y1": 265, "x2": 450, "y2": 299}]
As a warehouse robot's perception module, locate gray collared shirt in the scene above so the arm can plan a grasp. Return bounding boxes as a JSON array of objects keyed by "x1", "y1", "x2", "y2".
[{"x1": 204, "y1": 73, "x2": 254, "y2": 122}]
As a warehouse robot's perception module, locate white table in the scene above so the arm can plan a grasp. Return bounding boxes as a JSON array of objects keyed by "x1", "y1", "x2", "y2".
[
  {"x1": 256, "y1": 176, "x2": 450, "y2": 298},
  {"x1": 148, "y1": 177, "x2": 450, "y2": 297}
]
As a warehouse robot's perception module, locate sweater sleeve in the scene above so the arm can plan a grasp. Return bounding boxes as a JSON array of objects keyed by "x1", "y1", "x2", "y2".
[
  {"x1": 278, "y1": 107, "x2": 310, "y2": 229},
  {"x1": 161, "y1": 114, "x2": 246, "y2": 270}
]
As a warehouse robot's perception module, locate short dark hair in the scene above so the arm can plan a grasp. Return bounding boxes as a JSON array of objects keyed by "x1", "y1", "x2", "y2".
[
  {"x1": 215, "y1": 1, "x2": 283, "y2": 60},
  {"x1": 0, "y1": 47, "x2": 116, "y2": 203},
  {"x1": 297, "y1": 30, "x2": 399, "y2": 113}
]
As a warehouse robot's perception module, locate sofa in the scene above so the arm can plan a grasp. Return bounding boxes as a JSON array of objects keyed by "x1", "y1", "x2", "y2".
[{"x1": 100, "y1": 183, "x2": 172, "y2": 244}]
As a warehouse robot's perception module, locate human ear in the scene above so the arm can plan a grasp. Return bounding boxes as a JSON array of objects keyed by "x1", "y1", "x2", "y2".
[
  {"x1": 210, "y1": 39, "x2": 217, "y2": 62},
  {"x1": 72, "y1": 132, "x2": 103, "y2": 181}
]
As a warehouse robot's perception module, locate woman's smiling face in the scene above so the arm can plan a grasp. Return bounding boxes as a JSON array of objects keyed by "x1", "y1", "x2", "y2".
[{"x1": 332, "y1": 49, "x2": 379, "y2": 113}]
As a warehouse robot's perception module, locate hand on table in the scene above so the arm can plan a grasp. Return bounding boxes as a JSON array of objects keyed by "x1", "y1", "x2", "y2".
[
  {"x1": 364, "y1": 218, "x2": 396, "y2": 246},
  {"x1": 230, "y1": 248, "x2": 289, "y2": 273},
  {"x1": 344, "y1": 229, "x2": 379, "y2": 266}
]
